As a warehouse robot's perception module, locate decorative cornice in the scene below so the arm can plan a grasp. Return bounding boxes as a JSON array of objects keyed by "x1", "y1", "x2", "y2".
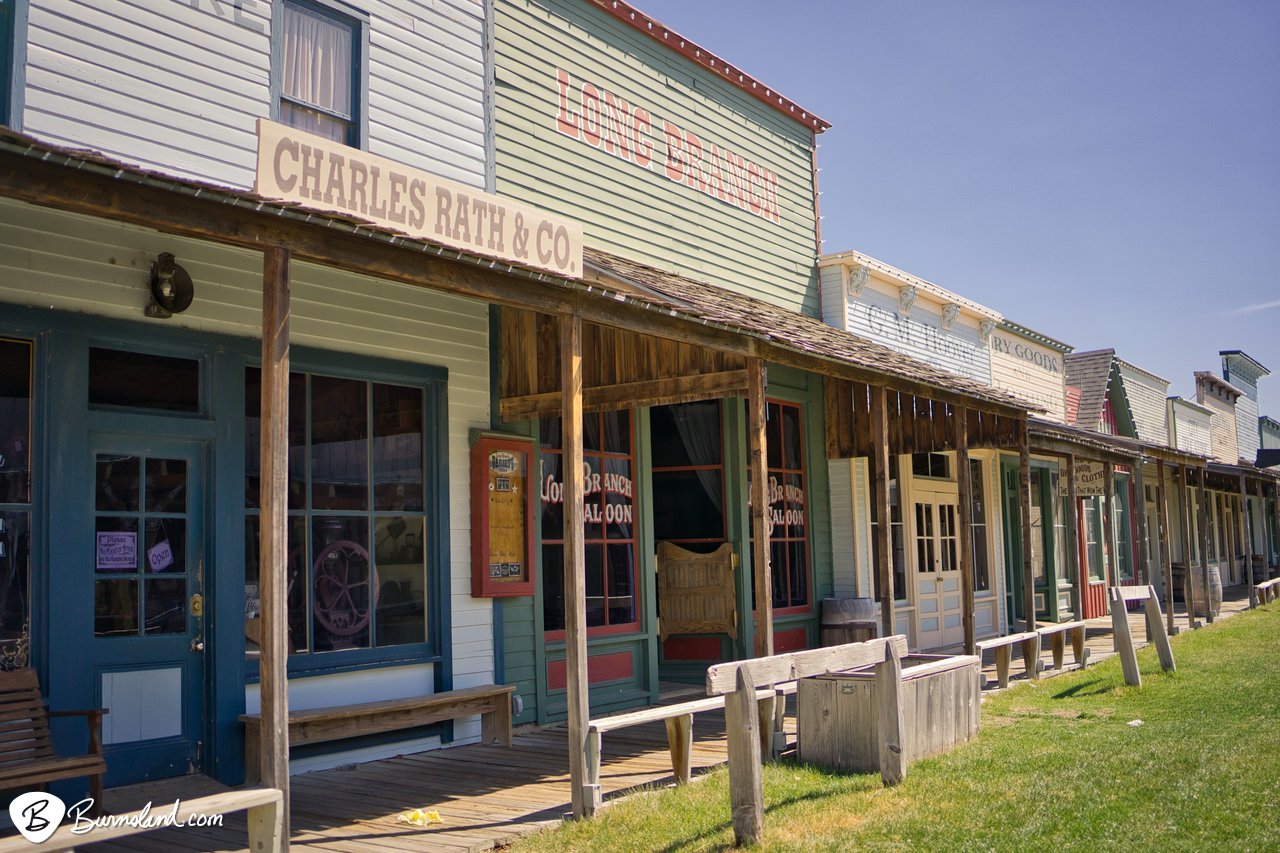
[
  {"x1": 848, "y1": 264, "x2": 869, "y2": 298},
  {"x1": 940, "y1": 303, "x2": 960, "y2": 332},
  {"x1": 898, "y1": 285, "x2": 918, "y2": 317},
  {"x1": 979, "y1": 318, "x2": 997, "y2": 344}
]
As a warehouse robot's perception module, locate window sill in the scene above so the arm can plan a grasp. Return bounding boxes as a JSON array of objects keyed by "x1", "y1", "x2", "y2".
[{"x1": 245, "y1": 644, "x2": 441, "y2": 683}]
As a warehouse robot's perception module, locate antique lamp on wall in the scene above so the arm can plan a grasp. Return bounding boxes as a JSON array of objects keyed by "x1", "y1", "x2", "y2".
[{"x1": 145, "y1": 252, "x2": 195, "y2": 318}]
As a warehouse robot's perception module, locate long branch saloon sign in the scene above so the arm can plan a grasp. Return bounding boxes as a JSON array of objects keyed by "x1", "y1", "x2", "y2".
[{"x1": 254, "y1": 119, "x2": 584, "y2": 278}]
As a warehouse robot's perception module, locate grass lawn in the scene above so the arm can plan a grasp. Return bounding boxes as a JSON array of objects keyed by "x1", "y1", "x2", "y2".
[{"x1": 513, "y1": 606, "x2": 1280, "y2": 851}]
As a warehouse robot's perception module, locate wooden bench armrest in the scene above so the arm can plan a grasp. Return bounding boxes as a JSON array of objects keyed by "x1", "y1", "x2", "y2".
[
  {"x1": 46, "y1": 708, "x2": 107, "y2": 757},
  {"x1": 46, "y1": 708, "x2": 109, "y2": 719}
]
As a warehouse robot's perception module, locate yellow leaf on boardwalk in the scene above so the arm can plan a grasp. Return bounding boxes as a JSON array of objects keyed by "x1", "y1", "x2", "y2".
[{"x1": 397, "y1": 809, "x2": 444, "y2": 827}]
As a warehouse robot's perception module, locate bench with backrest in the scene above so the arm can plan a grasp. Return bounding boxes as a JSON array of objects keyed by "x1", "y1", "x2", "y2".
[
  {"x1": 0, "y1": 669, "x2": 106, "y2": 809},
  {"x1": 975, "y1": 631, "x2": 1041, "y2": 688},
  {"x1": 1035, "y1": 620, "x2": 1090, "y2": 672},
  {"x1": 1108, "y1": 585, "x2": 1175, "y2": 687},
  {"x1": 0, "y1": 786, "x2": 283, "y2": 853},
  {"x1": 705, "y1": 636, "x2": 912, "y2": 845},
  {"x1": 1255, "y1": 577, "x2": 1280, "y2": 605},
  {"x1": 240, "y1": 683, "x2": 515, "y2": 783}
]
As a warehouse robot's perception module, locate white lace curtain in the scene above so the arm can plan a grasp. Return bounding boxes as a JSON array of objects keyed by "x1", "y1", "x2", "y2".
[{"x1": 281, "y1": 2, "x2": 353, "y2": 139}]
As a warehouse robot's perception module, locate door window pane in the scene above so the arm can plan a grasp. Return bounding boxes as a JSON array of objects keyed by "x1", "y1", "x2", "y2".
[
  {"x1": 95, "y1": 580, "x2": 138, "y2": 637},
  {"x1": 144, "y1": 578, "x2": 186, "y2": 635},
  {"x1": 651, "y1": 402, "x2": 724, "y2": 551},
  {"x1": 146, "y1": 458, "x2": 187, "y2": 513},
  {"x1": 96, "y1": 454, "x2": 140, "y2": 512}
]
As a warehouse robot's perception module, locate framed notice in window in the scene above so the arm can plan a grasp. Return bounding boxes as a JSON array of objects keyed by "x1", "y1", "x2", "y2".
[{"x1": 471, "y1": 433, "x2": 536, "y2": 597}]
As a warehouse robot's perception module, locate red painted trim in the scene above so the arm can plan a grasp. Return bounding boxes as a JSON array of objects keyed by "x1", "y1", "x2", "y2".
[
  {"x1": 585, "y1": 0, "x2": 831, "y2": 132},
  {"x1": 547, "y1": 651, "x2": 633, "y2": 691},
  {"x1": 662, "y1": 636, "x2": 723, "y2": 661},
  {"x1": 774, "y1": 627, "x2": 808, "y2": 654}
]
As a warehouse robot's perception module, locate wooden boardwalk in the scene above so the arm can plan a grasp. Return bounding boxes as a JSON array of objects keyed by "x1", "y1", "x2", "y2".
[
  {"x1": 83, "y1": 708, "x2": 753, "y2": 852},
  {"x1": 57, "y1": 584, "x2": 1255, "y2": 852}
]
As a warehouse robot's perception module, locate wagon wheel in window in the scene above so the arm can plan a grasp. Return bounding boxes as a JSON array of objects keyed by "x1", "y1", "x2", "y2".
[{"x1": 312, "y1": 539, "x2": 377, "y2": 638}]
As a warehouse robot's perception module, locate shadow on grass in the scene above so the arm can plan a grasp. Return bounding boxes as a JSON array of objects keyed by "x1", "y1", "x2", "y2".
[
  {"x1": 1051, "y1": 679, "x2": 1111, "y2": 699},
  {"x1": 654, "y1": 769, "x2": 878, "y2": 853}
]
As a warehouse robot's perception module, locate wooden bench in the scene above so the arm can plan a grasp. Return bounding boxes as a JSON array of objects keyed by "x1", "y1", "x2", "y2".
[
  {"x1": 1255, "y1": 577, "x2": 1280, "y2": 605},
  {"x1": 240, "y1": 684, "x2": 515, "y2": 783},
  {"x1": 705, "y1": 636, "x2": 916, "y2": 844},
  {"x1": 582, "y1": 681, "x2": 797, "y2": 814},
  {"x1": 1108, "y1": 585, "x2": 1175, "y2": 687},
  {"x1": 0, "y1": 669, "x2": 106, "y2": 809},
  {"x1": 0, "y1": 787, "x2": 283, "y2": 852},
  {"x1": 975, "y1": 631, "x2": 1041, "y2": 688},
  {"x1": 1036, "y1": 621, "x2": 1090, "y2": 672}
]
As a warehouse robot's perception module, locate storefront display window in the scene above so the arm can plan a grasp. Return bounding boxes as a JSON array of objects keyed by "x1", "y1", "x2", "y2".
[
  {"x1": 751, "y1": 400, "x2": 810, "y2": 611},
  {"x1": 540, "y1": 411, "x2": 638, "y2": 635},
  {"x1": 0, "y1": 338, "x2": 31, "y2": 669},
  {"x1": 244, "y1": 367, "x2": 431, "y2": 660}
]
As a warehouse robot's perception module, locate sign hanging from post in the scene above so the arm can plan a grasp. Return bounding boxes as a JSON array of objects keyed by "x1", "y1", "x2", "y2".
[
  {"x1": 1068, "y1": 460, "x2": 1106, "y2": 497},
  {"x1": 254, "y1": 119, "x2": 584, "y2": 279}
]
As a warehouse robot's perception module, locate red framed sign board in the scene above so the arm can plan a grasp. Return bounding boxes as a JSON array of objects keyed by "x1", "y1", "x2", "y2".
[{"x1": 471, "y1": 433, "x2": 536, "y2": 597}]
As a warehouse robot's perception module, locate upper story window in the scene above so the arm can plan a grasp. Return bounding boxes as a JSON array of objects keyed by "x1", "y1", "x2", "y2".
[
  {"x1": 0, "y1": 0, "x2": 14, "y2": 127},
  {"x1": 278, "y1": 0, "x2": 361, "y2": 146}
]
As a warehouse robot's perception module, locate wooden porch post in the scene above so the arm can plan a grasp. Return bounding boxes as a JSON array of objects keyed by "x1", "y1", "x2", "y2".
[
  {"x1": 746, "y1": 358, "x2": 773, "y2": 656},
  {"x1": 1019, "y1": 421, "x2": 1035, "y2": 630},
  {"x1": 1258, "y1": 479, "x2": 1270, "y2": 579},
  {"x1": 1240, "y1": 473, "x2": 1256, "y2": 607},
  {"x1": 871, "y1": 386, "x2": 894, "y2": 638},
  {"x1": 1157, "y1": 459, "x2": 1174, "y2": 633},
  {"x1": 1065, "y1": 453, "x2": 1082, "y2": 621},
  {"x1": 955, "y1": 406, "x2": 975, "y2": 655},
  {"x1": 1179, "y1": 465, "x2": 1197, "y2": 630},
  {"x1": 1197, "y1": 467, "x2": 1213, "y2": 623},
  {"x1": 1102, "y1": 461, "x2": 1116, "y2": 593},
  {"x1": 560, "y1": 314, "x2": 591, "y2": 818},
  {"x1": 1133, "y1": 464, "x2": 1151, "y2": 586},
  {"x1": 259, "y1": 246, "x2": 291, "y2": 846}
]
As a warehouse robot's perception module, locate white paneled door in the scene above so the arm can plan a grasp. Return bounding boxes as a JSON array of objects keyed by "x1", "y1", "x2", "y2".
[{"x1": 913, "y1": 490, "x2": 964, "y2": 649}]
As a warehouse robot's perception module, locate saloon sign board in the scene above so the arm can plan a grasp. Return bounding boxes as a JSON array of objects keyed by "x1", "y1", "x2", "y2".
[{"x1": 254, "y1": 119, "x2": 584, "y2": 279}]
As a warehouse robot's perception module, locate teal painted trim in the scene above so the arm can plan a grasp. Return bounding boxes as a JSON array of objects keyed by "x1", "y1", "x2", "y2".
[
  {"x1": 999, "y1": 454, "x2": 1022, "y2": 624},
  {"x1": 0, "y1": 0, "x2": 26, "y2": 130},
  {"x1": 635, "y1": 406, "x2": 659, "y2": 705},
  {"x1": 210, "y1": 350, "x2": 248, "y2": 785}
]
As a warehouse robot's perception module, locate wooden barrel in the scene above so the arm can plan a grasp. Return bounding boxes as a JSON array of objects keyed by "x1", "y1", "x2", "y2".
[
  {"x1": 820, "y1": 598, "x2": 879, "y2": 646},
  {"x1": 1183, "y1": 565, "x2": 1223, "y2": 617}
]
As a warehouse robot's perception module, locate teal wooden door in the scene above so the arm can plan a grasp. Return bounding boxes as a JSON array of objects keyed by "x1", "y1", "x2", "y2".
[
  {"x1": 88, "y1": 434, "x2": 207, "y2": 785},
  {"x1": 1000, "y1": 458, "x2": 1024, "y2": 625}
]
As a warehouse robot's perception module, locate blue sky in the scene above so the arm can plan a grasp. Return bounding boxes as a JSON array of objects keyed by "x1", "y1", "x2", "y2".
[{"x1": 633, "y1": 0, "x2": 1280, "y2": 411}]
